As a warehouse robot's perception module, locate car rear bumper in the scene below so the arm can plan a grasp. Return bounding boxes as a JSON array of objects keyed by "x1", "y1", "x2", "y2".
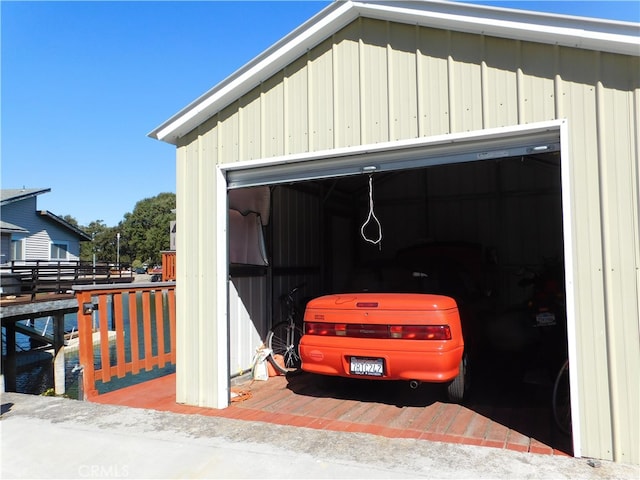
[{"x1": 299, "y1": 339, "x2": 463, "y2": 383}]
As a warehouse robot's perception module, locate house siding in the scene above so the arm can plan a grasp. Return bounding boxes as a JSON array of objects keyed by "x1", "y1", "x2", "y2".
[
  {"x1": 1, "y1": 197, "x2": 82, "y2": 263},
  {"x1": 0, "y1": 234, "x2": 10, "y2": 264},
  {"x1": 176, "y1": 18, "x2": 639, "y2": 463}
]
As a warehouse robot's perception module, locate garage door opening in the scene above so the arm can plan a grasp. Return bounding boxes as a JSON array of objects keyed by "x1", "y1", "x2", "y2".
[{"x1": 225, "y1": 122, "x2": 573, "y2": 454}]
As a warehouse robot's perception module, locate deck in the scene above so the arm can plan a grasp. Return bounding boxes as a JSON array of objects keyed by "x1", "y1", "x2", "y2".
[{"x1": 91, "y1": 368, "x2": 573, "y2": 457}]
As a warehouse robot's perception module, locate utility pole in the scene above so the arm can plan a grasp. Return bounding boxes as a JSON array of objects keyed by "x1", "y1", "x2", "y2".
[
  {"x1": 116, "y1": 232, "x2": 121, "y2": 270},
  {"x1": 92, "y1": 232, "x2": 96, "y2": 283}
]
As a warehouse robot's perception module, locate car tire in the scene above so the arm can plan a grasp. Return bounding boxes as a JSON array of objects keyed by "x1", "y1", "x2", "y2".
[{"x1": 447, "y1": 353, "x2": 469, "y2": 403}]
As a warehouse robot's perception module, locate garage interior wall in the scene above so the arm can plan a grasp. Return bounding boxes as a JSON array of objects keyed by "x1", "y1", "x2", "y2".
[
  {"x1": 175, "y1": 18, "x2": 640, "y2": 463},
  {"x1": 260, "y1": 152, "x2": 564, "y2": 308}
]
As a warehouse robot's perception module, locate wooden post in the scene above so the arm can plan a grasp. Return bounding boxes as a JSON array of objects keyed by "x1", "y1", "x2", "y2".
[
  {"x1": 3, "y1": 321, "x2": 17, "y2": 392},
  {"x1": 77, "y1": 291, "x2": 97, "y2": 399},
  {"x1": 52, "y1": 312, "x2": 66, "y2": 395}
]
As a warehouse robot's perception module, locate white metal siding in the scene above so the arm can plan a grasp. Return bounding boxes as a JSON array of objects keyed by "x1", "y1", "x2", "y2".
[
  {"x1": 360, "y1": 18, "x2": 389, "y2": 144},
  {"x1": 263, "y1": 73, "x2": 285, "y2": 158},
  {"x1": 334, "y1": 22, "x2": 361, "y2": 148},
  {"x1": 560, "y1": 48, "x2": 614, "y2": 462},
  {"x1": 449, "y1": 31, "x2": 483, "y2": 133},
  {"x1": 417, "y1": 28, "x2": 451, "y2": 136},
  {"x1": 240, "y1": 90, "x2": 261, "y2": 160},
  {"x1": 308, "y1": 37, "x2": 335, "y2": 151},
  {"x1": 229, "y1": 276, "x2": 268, "y2": 376},
  {"x1": 176, "y1": 18, "x2": 640, "y2": 463},
  {"x1": 592, "y1": 51, "x2": 640, "y2": 464},
  {"x1": 176, "y1": 125, "x2": 229, "y2": 409},
  {"x1": 285, "y1": 56, "x2": 309, "y2": 155}
]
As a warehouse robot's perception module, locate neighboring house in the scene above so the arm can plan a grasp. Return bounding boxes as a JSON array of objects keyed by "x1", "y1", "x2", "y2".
[
  {"x1": 0, "y1": 188, "x2": 91, "y2": 265},
  {"x1": 149, "y1": 0, "x2": 639, "y2": 465}
]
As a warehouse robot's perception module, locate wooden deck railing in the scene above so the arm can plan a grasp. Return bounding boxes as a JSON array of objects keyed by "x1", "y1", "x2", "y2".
[
  {"x1": 74, "y1": 282, "x2": 176, "y2": 399},
  {"x1": 9, "y1": 260, "x2": 133, "y2": 300}
]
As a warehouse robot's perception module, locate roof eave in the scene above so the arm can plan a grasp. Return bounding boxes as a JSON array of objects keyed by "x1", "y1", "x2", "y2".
[
  {"x1": 38, "y1": 211, "x2": 93, "y2": 241},
  {"x1": 149, "y1": 0, "x2": 640, "y2": 146},
  {"x1": 0, "y1": 188, "x2": 51, "y2": 206},
  {"x1": 0, "y1": 221, "x2": 29, "y2": 234},
  {"x1": 148, "y1": 0, "x2": 356, "y2": 145},
  {"x1": 359, "y1": 1, "x2": 640, "y2": 54}
]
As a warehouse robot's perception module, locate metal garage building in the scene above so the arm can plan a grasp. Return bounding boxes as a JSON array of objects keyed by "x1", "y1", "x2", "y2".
[{"x1": 149, "y1": 0, "x2": 639, "y2": 464}]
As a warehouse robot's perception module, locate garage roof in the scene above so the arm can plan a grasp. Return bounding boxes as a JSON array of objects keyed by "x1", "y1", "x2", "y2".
[{"x1": 149, "y1": 0, "x2": 640, "y2": 145}]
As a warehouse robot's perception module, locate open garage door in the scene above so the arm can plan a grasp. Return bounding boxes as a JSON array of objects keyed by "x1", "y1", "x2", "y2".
[
  {"x1": 222, "y1": 120, "x2": 575, "y2": 455},
  {"x1": 225, "y1": 125, "x2": 560, "y2": 189}
]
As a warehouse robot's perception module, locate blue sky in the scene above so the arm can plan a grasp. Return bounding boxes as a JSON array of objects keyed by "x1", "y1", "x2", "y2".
[{"x1": 2, "y1": 1, "x2": 638, "y2": 227}]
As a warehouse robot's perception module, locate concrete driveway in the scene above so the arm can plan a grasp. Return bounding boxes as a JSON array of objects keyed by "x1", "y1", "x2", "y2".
[{"x1": 2, "y1": 392, "x2": 638, "y2": 479}]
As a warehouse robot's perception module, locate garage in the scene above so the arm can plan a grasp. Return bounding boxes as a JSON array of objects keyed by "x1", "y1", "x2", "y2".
[
  {"x1": 226, "y1": 122, "x2": 566, "y2": 390},
  {"x1": 149, "y1": 1, "x2": 639, "y2": 465},
  {"x1": 223, "y1": 120, "x2": 569, "y2": 442}
]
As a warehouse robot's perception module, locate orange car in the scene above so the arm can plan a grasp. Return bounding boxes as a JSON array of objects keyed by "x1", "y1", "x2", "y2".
[{"x1": 299, "y1": 292, "x2": 469, "y2": 402}]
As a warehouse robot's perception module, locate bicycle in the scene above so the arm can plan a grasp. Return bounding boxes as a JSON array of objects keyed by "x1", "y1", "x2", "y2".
[
  {"x1": 552, "y1": 359, "x2": 571, "y2": 435},
  {"x1": 266, "y1": 283, "x2": 305, "y2": 375}
]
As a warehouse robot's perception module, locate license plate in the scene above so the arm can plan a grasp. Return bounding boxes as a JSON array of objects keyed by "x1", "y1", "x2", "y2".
[
  {"x1": 536, "y1": 312, "x2": 556, "y2": 326},
  {"x1": 350, "y1": 357, "x2": 384, "y2": 377}
]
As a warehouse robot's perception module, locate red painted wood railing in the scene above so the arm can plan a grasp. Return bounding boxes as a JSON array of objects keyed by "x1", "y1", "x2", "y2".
[{"x1": 74, "y1": 283, "x2": 176, "y2": 399}]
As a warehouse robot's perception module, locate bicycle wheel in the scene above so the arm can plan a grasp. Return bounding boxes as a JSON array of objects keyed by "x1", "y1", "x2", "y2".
[
  {"x1": 266, "y1": 320, "x2": 303, "y2": 374},
  {"x1": 552, "y1": 359, "x2": 571, "y2": 435}
]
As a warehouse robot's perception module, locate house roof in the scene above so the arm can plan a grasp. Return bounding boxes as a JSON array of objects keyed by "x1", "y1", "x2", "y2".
[
  {"x1": 0, "y1": 220, "x2": 29, "y2": 234},
  {"x1": 149, "y1": 0, "x2": 640, "y2": 145},
  {"x1": 37, "y1": 211, "x2": 92, "y2": 241},
  {"x1": 0, "y1": 189, "x2": 91, "y2": 241},
  {"x1": 1, "y1": 188, "x2": 51, "y2": 206}
]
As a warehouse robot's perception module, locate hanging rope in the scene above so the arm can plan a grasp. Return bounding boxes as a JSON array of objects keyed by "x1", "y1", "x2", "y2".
[{"x1": 360, "y1": 174, "x2": 383, "y2": 249}]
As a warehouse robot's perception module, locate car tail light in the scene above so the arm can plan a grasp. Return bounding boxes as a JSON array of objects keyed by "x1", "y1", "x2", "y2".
[
  {"x1": 394, "y1": 325, "x2": 452, "y2": 340},
  {"x1": 304, "y1": 322, "x2": 451, "y2": 340},
  {"x1": 305, "y1": 322, "x2": 331, "y2": 336},
  {"x1": 356, "y1": 302, "x2": 379, "y2": 308},
  {"x1": 305, "y1": 322, "x2": 347, "y2": 336}
]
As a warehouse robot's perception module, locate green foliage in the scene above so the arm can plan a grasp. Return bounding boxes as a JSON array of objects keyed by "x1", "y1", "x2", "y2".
[
  {"x1": 121, "y1": 193, "x2": 175, "y2": 266},
  {"x1": 80, "y1": 220, "x2": 115, "y2": 263},
  {"x1": 131, "y1": 259, "x2": 144, "y2": 270},
  {"x1": 78, "y1": 193, "x2": 175, "y2": 266},
  {"x1": 61, "y1": 215, "x2": 79, "y2": 227}
]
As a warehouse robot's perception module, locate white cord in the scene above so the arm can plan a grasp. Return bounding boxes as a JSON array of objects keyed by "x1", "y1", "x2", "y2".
[{"x1": 360, "y1": 175, "x2": 383, "y2": 248}]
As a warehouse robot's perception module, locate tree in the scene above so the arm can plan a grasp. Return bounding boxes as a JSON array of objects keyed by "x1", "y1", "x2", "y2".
[
  {"x1": 79, "y1": 220, "x2": 118, "y2": 264},
  {"x1": 120, "y1": 193, "x2": 176, "y2": 266},
  {"x1": 74, "y1": 193, "x2": 175, "y2": 266},
  {"x1": 61, "y1": 214, "x2": 79, "y2": 227}
]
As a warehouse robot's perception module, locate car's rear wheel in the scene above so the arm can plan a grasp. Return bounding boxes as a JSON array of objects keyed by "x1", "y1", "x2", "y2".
[{"x1": 447, "y1": 353, "x2": 469, "y2": 402}]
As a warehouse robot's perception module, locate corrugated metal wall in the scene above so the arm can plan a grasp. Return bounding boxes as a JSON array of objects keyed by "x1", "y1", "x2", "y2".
[
  {"x1": 229, "y1": 277, "x2": 267, "y2": 376},
  {"x1": 352, "y1": 160, "x2": 564, "y2": 308},
  {"x1": 177, "y1": 18, "x2": 639, "y2": 462},
  {"x1": 175, "y1": 125, "x2": 228, "y2": 408}
]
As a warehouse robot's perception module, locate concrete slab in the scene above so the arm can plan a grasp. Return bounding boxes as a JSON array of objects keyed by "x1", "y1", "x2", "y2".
[{"x1": 1, "y1": 392, "x2": 638, "y2": 479}]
